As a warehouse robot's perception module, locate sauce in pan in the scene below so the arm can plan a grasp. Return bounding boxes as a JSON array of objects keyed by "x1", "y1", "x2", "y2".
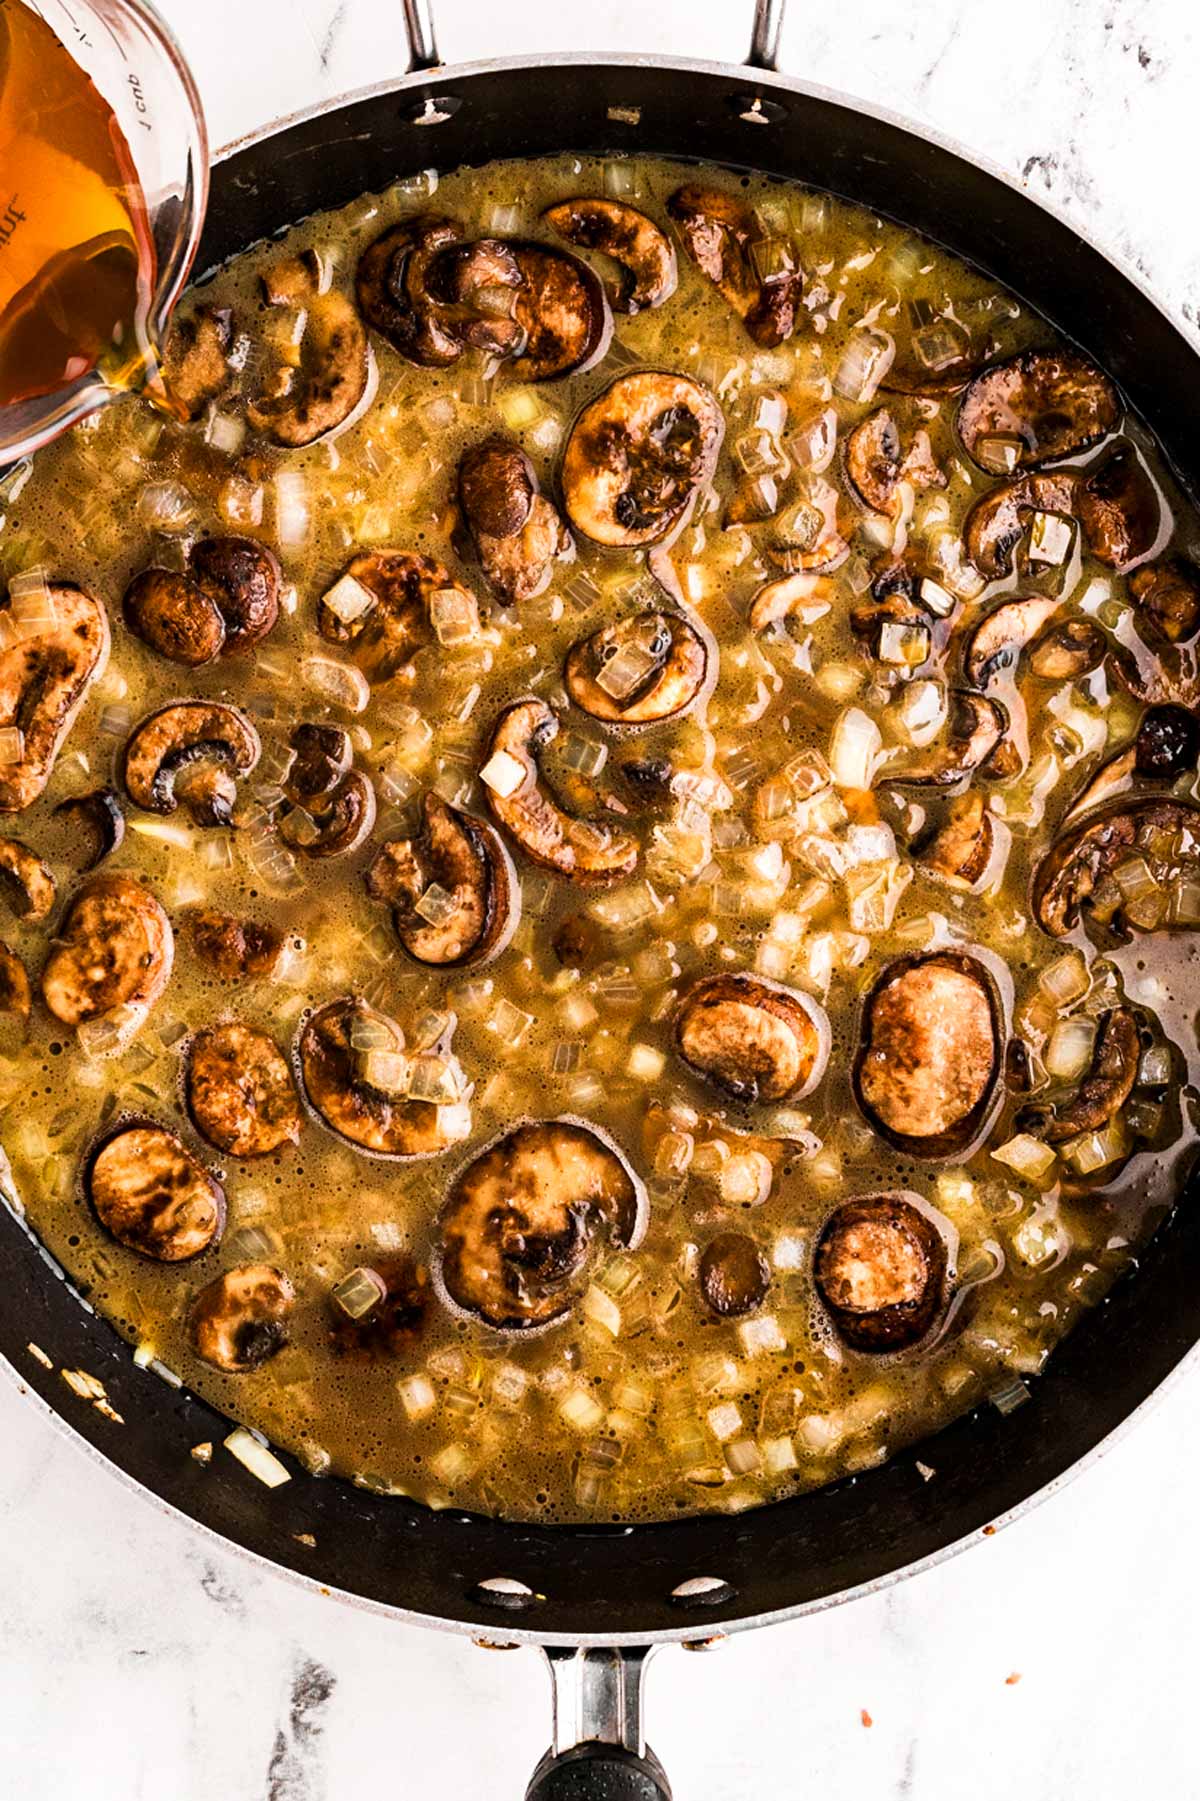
[{"x1": 1, "y1": 153, "x2": 1198, "y2": 1521}]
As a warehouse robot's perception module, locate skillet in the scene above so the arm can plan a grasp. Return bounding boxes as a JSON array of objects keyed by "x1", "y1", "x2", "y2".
[{"x1": 4, "y1": 2, "x2": 1200, "y2": 1792}]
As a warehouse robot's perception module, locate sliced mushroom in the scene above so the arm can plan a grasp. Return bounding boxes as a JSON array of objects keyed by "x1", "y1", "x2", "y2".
[
  {"x1": 0, "y1": 941, "x2": 29, "y2": 1020},
  {"x1": 188, "y1": 908, "x2": 286, "y2": 981},
  {"x1": 849, "y1": 585, "x2": 932, "y2": 664},
  {"x1": 124, "y1": 536, "x2": 281, "y2": 666},
  {"x1": 699, "y1": 1232, "x2": 770, "y2": 1319},
  {"x1": 1074, "y1": 443, "x2": 1160, "y2": 570},
  {"x1": 1032, "y1": 796, "x2": 1200, "y2": 939},
  {"x1": 1026, "y1": 618, "x2": 1108, "y2": 681},
  {"x1": 356, "y1": 217, "x2": 524, "y2": 367},
  {"x1": 160, "y1": 306, "x2": 234, "y2": 422},
  {"x1": 248, "y1": 253, "x2": 370, "y2": 447},
  {"x1": 328, "y1": 1256, "x2": 428, "y2": 1357},
  {"x1": 52, "y1": 788, "x2": 124, "y2": 870},
  {"x1": 912, "y1": 791, "x2": 995, "y2": 890},
  {"x1": 667, "y1": 185, "x2": 802, "y2": 347},
  {"x1": 853, "y1": 951, "x2": 1002, "y2": 1157},
  {"x1": 506, "y1": 241, "x2": 612, "y2": 381},
  {"x1": 814, "y1": 1193, "x2": 952, "y2": 1352},
  {"x1": 561, "y1": 372, "x2": 724, "y2": 548},
  {"x1": 437, "y1": 1119, "x2": 646, "y2": 1329},
  {"x1": 882, "y1": 690, "x2": 1007, "y2": 787},
  {"x1": 844, "y1": 408, "x2": 945, "y2": 517},
  {"x1": 296, "y1": 996, "x2": 471, "y2": 1160},
  {"x1": 1065, "y1": 704, "x2": 1200, "y2": 822},
  {"x1": 543, "y1": 198, "x2": 677, "y2": 313},
  {"x1": 963, "y1": 595, "x2": 1061, "y2": 688},
  {"x1": 958, "y1": 349, "x2": 1119, "y2": 470},
  {"x1": 675, "y1": 974, "x2": 830, "y2": 1105},
  {"x1": 458, "y1": 436, "x2": 571, "y2": 603},
  {"x1": 1127, "y1": 556, "x2": 1200, "y2": 645},
  {"x1": 564, "y1": 610, "x2": 709, "y2": 725},
  {"x1": 0, "y1": 838, "x2": 54, "y2": 920},
  {"x1": 42, "y1": 874, "x2": 173, "y2": 1039},
  {"x1": 186, "y1": 1023, "x2": 302, "y2": 1159},
  {"x1": 122, "y1": 702, "x2": 260, "y2": 824},
  {"x1": 483, "y1": 699, "x2": 638, "y2": 883},
  {"x1": 1019, "y1": 1006, "x2": 1140, "y2": 1144},
  {"x1": 189, "y1": 1263, "x2": 294, "y2": 1373},
  {"x1": 0, "y1": 580, "x2": 109, "y2": 812},
  {"x1": 963, "y1": 471, "x2": 1081, "y2": 579},
  {"x1": 278, "y1": 723, "x2": 375, "y2": 860},
  {"x1": 87, "y1": 1122, "x2": 225, "y2": 1263},
  {"x1": 317, "y1": 550, "x2": 477, "y2": 683},
  {"x1": 366, "y1": 792, "x2": 518, "y2": 968}
]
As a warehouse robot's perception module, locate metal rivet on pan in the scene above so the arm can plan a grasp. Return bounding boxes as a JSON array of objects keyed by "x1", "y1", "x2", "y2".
[
  {"x1": 470, "y1": 1575, "x2": 541, "y2": 1611},
  {"x1": 728, "y1": 93, "x2": 788, "y2": 126},
  {"x1": 670, "y1": 1576, "x2": 737, "y2": 1608},
  {"x1": 404, "y1": 93, "x2": 463, "y2": 126}
]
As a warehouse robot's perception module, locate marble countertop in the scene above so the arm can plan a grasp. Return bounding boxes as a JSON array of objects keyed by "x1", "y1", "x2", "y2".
[{"x1": 3, "y1": 1, "x2": 1199, "y2": 1796}]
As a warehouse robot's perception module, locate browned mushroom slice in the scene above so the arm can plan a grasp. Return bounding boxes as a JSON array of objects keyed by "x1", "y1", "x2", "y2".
[
  {"x1": 317, "y1": 550, "x2": 477, "y2": 683},
  {"x1": 42, "y1": 874, "x2": 173, "y2": 1038},
  {"x1": 963, "y1": 471, "x2": 1081, "y2": 579},
  {"x1": 0, "y1": 580, "x2": 109, "y2": 812},
  {"x1": 328, "y1": 1256, "x2": 428, "y2": 1357},
  {"x1": 357, "y1": 218, "x2": 525, "y2": 367},
  {"x1": 458, "y1": 436, "x2": 571, "y2": 604},
  {"x1": 160, "y1": 305, "x2": 234, "y2": 421},
  {"x1": 853, "y1": 951, "x2": 1002, "y2": 1158},
  {"x1": 186, "y1": 1023, "x2": 302, "y2": 1159},
  {"x1": 912, "y1": 791, "x2": 995, "y2": 890},
  {"x1": 506, "y1": 241, "x2": 612, "y2": 382},
  {"x1": 1065, "y1": 704, "x2": 1200, "y2": 823},
  {"x1": 483, "y1": 699, "x2": 638, "y2": 882},
  {"x1": 248, "y1": 254, "x2": 370, "y2": 447},
  {"x1": 123, "y1": 569, "x2": 225, "y2": 667},
  {"x1": 296, "y1": 996, "x2": 470, "y2": 1160},
  {"x1": 815, "y1": 1193, "x2": 951, "y2": 1352},
  {"x1": 124, "y1": 536, "x2": 281, "y2": 667},
  {"x1": 562, "y1": 372, "x2": 724, "y2": 548},
  {"x1": 882, "y1": 690, "x2": 1007, "y2": 787},
  {"x1": 52, "y1": 788, "x2": 124, "y2": 871},
  {"x1": 1019, "y1": 1006, "x2": 1140, "y2": 1144},
  {"x1": 844, "y1": 408, "x2": 945, "y2": 517},
  {"x1": 0, "y1": 941, "x2": 29, "y2": 1020},
  {"x1": 1032, "y1": 796, "x2": 1200, "y2": 939},
  {"x1": 437, "y1": 1119, "x2": 646, "y2": 1330},
  {"x1": 1074, "y1": 443, "x2": 1160, "y2": 570},
  {"x1": 699, "y1": 1232, "x2": 770, "y2": 1319},
  {"x1": 675, "y1": 974, "x2": 830, "y2": 1105},
  {"x1": 0, "y1": 837, "x2": 54, "y2": 920},
  {"x1": 667, "y1": 185, "x2": 802, "y2": 347},
  {"x1": 958, "y1": 349, "x2": 1119, "y2": 470},
  {"x1": 122, "y1": 702, "x2": 260, "y2": 823},
  {"x1": 1026, "y1": 618, "x2": 1108, "y2": 681},
  {"x1": 190, "y1": 1263, "x2": 294, "y2": 1373},
  {"x1": 88, "y1": 1123, "x2": 225, "y2": 1263},
  {"x1": 277, "y1": 723, "x2": 376, "y2": 859},
  {"x1": 963, "y1": 595, "x2": 1061, "y2": 688},
  {"x1": 1127, "y1": 556, "x2": 1200, "y2": 645},
  {"x1": 366, "y1": 792, "x2": 518, "y2": 968},
  {"x1": 188, "y1": 908, "x2": 286, "y2": 981},
  {"x1": 564, "y1": 610, "x2": 709, "y2": 726},
  {"x1": 543, "y1": 198, "x2": 678, "y2": 313}
]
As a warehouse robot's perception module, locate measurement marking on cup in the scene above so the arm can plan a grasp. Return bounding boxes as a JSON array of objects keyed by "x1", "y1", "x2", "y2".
[
  {"x1": 0, "y1": 196, "x2": 27, "y2": 251},
  {"x1": 128, "y1": 71, "x2": 152, "y2": 129}
]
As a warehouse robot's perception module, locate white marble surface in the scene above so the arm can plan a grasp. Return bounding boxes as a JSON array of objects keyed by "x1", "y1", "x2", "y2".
[{"x1": 4, "y1": 1, "x2": 1200, "y2": 1795}]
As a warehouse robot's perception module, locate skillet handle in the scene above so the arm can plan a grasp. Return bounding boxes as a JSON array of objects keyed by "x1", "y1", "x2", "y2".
[
  {"x1": 395, "y1": 0, "x2": 789, "y2": 74},
  {"x1": 526, "y1": 1648, "x2": 671, "y2": 1801}
]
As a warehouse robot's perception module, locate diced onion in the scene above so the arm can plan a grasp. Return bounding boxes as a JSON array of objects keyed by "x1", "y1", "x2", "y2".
[
  {"x1": 829, "y1": 706, "x2": 881, "y2": 790},
  {"x1": 479, "y1": 749, "x2": 525, "y2": 797},
  {"x1": 1044, "y1": 1016, "x2": 1096, "y2": 1081},
  {"x1": 991, "y1": 1134, "x2": 1057, "y2": 1183},
  {"x1": 321, "y1": 573, "x2": 377, "y2": 626},
  {"x1": 224, "y1": 1427, "x2": 291, "y2": 1488},
  {"x1": 1039, "y1": 951, "x2": 1090, "y2": 1006}
]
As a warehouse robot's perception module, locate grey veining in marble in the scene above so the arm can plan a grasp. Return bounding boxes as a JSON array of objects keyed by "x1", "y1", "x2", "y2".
[{"x1": 3, "y1": 3, "x2": 1199, "y2": 1796}]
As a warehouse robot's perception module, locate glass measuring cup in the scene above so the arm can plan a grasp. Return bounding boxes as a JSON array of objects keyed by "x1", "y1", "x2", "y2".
[{"x1": 0, "y1": 0, "x2": 208, "y2": 461}]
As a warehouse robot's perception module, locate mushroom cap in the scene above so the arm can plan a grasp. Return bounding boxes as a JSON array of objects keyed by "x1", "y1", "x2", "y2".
[
  {"x1": 564, "y1": 609, "x2": 710, "y2": 725},
  {"x1": 853, "y1": 950, "x2": 1002, "y2": 1157},
  {"x1": 0, "y1": 581, "x2": 109, "y2": 813},
  {"x1": 561, "y1": 371, "x2": 724, "y2": 548},
  {"x1": 1026, "y1": 618, "x2": 1108, "y2": 682},
  {"x1": 912, "y1": 791, "x2": 996, "y2": 891},
  {"x1": 296, "y1": 996, "x2": 471, "y2": 1160},
  {"x1": 963, "y1": 595, "x2": 1062, "y2": 689},
  {"x1": 160, "y1": 306, "x2": 234, "y2": 421},
  {"x1": 458, "y1": 436, "x2": 571, "y2": 604},
  {"x1": 189, "y1": 1263, "x2": 294, "y2": 1373},
  {"x1": 122, "y1": 701, "x2": 260, "y2": 818},
  {"x1": 52, "y1": 788, "x2": 125, "y2": 871},
  {"x1": 366, "y1": 792, "x2": 519, "y2": 968},
  {"x1": 958, "y1": 348, "x2": 1119, "y2": 470},
  {"x1": 667, "y1": 185, "x2": 802, "y2": 347},
  {"x1": 845, "y1": 408, "x2": 944, "y2": 517},
  {"x1": 0, "y1": 836, "x2": 55, "y2": 920},
  {"x1": 674, "y1": 974, "x2": 830, "y2": 1105},
  {"x1": 507, "y1": 241, "x2": 613, "y2": 382},
  {"x1": 318, "y1": 550, "x2": 476, "y2": 683},
  {"x1": 88, "y1": 1123, "x2": 225, "y2": 1263},
  {"x1": 248, "y1": 262, "x2": 371, "y2": 448},
  {"x1": 1032, "y1": 795, "x2": 1200, "y2": 939},
  {"x1": 186, "y1": 1022, "x2": 303, "y2": 1158},
  {"x1": 543, "y1": 198, "x2": 678, "y2": 314},
  {"x1": 437, "y1": 1119, "x2": 646, "y2": 1329},
  {"x1": 42, "y1": 873, "x2": 174, "y2": 1031},
  {"x1": 1019, "y1": 1006, "x2": 1140, "y2": 1144},
  {"x1": 699, "y1": 1233, "x2": 770, "y2": 1318},
  {"x1": 1128, "y1": 556, "x2": 1200, "y2": 645},
  {"x1": 188, "y1": 908, "x2": 285, "y2": 982},
  {"x1": 963, "y1": 470, "x2": 1080, "y2": 579},
  {"x1": 328, "y1": 1256, "x2": 429, "y2": 1358},
  {"x1": 815, "y1": 1193, "x2": 952, "y2": 1352},
  {"x1": 484, "y1": 698, "x2": 639, "y2": 883}
]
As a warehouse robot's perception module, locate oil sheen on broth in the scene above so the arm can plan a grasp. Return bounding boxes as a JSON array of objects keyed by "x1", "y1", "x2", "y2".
[{"x1": 2, "y1": 153, "x2": 1198, "y2": 1524}]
